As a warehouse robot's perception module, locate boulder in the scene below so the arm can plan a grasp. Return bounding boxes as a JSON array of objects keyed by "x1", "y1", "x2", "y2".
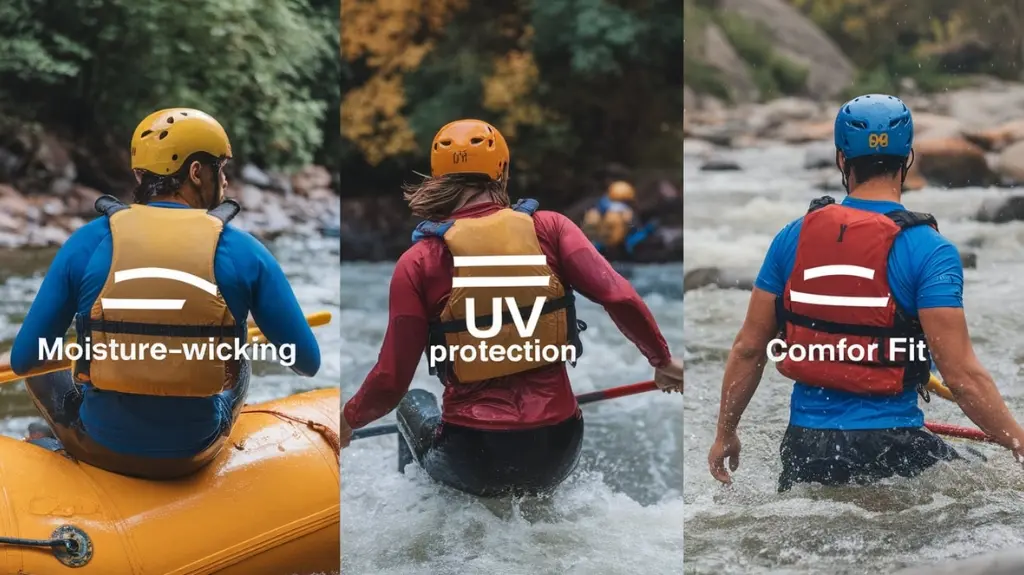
[
  {"x1": 719, "y1": 0, "x2": 855, "y2": 99},
  {"x1": 702, "y1": 23, "x2": 759, "y2": 103},
  {"x1": 912, "y1": 137, "x2": 996, "y2": 188}
]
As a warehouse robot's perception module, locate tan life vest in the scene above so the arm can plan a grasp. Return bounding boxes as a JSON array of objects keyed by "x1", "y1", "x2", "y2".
[
  {"x1": 73, "y1": 195, "x2": 247, "y2": 397},
  {"x1": 416, "y1": 199, "x2": 586, "y2": 384},
  {"x1": 582, "y1": 201, "x2": 633, "y2": 248}
]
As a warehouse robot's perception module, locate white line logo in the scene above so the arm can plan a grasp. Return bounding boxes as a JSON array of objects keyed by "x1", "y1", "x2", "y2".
[
  {"x1": 451, "y1": 255, "x2": 549, "y2": 338},
  {"x1": 100, "y1": 267, "x2": 219, "y2": 310},
  {"x1": 789, "y1": 265, "x2": 890, "y2": 308}
]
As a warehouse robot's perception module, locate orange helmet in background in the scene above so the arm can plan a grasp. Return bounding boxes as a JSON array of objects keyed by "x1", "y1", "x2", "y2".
[
  {"x1": 430, "y1": 119, "x2": 509, "y2": 181},
  {"x1": 607, "y1": 181, "x2": 635, "y2": 202}
]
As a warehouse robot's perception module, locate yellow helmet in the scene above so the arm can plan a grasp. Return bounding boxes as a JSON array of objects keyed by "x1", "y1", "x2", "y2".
[
  {"x1": 607, "y1": 181, "x2": 635, "y2": 202},
  {"x1": 430, "y1": 119, "x2": 509, "y2": 180},
  {"x1": 131, "y1": 108, "x2": 232, "y2": 176}
]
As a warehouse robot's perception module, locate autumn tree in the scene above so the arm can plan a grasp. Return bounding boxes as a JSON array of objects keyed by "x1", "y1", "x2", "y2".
[{"x1": 340, "y1": 0, "x2": 683, "y2": 208}]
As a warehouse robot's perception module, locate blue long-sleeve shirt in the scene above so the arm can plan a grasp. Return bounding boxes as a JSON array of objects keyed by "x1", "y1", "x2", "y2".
[{"x1": 11, "y1": 201, "x2": 321, "y2": 457}]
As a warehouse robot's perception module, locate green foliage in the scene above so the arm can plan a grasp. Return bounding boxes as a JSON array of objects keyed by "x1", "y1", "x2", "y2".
[
  {"x1": 0, "y1": 0, "x2": 338, "y2": 170},
  {"x1": 342, "y1": 0, "x2": 683, "y2": 204}
]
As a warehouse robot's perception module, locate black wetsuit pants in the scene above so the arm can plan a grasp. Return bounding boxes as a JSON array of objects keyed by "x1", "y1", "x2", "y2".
[
  {"x1": 778, "y1": 424, "x2": 961, "y2": 493},
  {"x1": 395, "y1": 389, "x2": 585, "y2": 497}
]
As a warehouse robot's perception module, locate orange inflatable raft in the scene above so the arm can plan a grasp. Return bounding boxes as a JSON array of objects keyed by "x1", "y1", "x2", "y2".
[{"x1": 0, "y1": 388, "x2": 340, "y2": 575}]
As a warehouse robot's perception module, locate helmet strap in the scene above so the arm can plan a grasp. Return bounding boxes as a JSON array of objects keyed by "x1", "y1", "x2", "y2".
[
  {"x1": 899, "y1": 150, "x2": 915, "y2": 186},
  {"x1": 836, "y1": 150, "x2": 851, "y2": 193}
]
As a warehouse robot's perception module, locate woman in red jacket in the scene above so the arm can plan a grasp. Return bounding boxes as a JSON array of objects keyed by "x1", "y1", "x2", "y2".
[{"x1": 341, "y1": 119, "x2": 683, "y2": 497}]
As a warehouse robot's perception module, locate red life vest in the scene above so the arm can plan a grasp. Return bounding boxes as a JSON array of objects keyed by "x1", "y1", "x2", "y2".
[{"x1": 775, "y1": 196, "x2": 935, "y2": 396}]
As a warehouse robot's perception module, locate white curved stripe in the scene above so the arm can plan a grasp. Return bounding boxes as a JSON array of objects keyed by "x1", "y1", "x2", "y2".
[
  {"x1": 453, "y1": 255, "x2": 547, "y2": 267},
  {"x1": 803, "y1": 265, "x2": 876, "y2": 280},
  {"x1": 113, "y1": 267, "x2": 218, "y2": 295},
  {"x1": 790, "y1": 290, "x2": 889, "y2": 308},
  {"x1": 101, "y1": 298, "x2": 185, "y2": 310},
  {"x1": 452, "y1": 276, "x2": 550, "y2": 288}
]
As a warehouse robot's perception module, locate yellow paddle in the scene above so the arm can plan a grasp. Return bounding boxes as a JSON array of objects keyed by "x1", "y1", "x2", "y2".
[
  {"x1": 0, "y1": 310, "x2": 332, "y2": 385},
  {"x1": 927, "y1": 372, "x2": 954, "y2": 401}
]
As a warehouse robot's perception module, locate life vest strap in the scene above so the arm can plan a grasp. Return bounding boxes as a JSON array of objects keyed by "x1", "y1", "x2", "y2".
[
  {"x1": 80, "y1": 317, "x2": 247, "y2": 339},
  {"x1": 94, "y1": 195, "x2": 241, "y2": 225},
  {"x1": 95, "y1": 194, "x2": 130, "y2": 217},
  {"x1": 207, "y1": 199, "x2": 241, "y2": 224},
  {"x1": 776, "y1": 306, "x2": 922, "y2": 340}
]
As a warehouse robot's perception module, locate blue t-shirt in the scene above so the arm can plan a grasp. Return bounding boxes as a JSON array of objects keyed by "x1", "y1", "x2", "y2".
[
  {"x1": 10, "y1": 202, "x2": 321, "y2": 457},
  {"x1": 755, "y1": 196, "x2": 964, "y2": 430}
]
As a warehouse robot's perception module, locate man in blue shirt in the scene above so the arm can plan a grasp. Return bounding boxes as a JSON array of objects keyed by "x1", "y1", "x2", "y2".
[
  {"x1": 11, "y1": 108, "x2": 320, "y2": 479},
  {"x1": 707, "y1": 94, "x2": 1024, "y2": 491}
]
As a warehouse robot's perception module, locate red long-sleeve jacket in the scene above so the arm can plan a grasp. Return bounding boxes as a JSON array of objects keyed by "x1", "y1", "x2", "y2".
[{"x1": 342, "y1": 202, "x2": 672, "y2": 431}]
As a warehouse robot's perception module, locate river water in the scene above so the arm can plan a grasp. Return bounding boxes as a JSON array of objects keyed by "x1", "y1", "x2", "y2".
[
  {"x1": 340, "y1": 262, "x2": 684, "y2": 575},
  {"x1": 683, "y1": 143, "x2": 1024, "y2": 574},
  {"x1": 0, "y1": 234, "x2": 343, "y2": 437}
]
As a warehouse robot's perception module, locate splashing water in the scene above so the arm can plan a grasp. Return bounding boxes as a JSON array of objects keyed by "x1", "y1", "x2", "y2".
[{"x1": 341, "y1": 263, "x2": 683, "y2": 575}]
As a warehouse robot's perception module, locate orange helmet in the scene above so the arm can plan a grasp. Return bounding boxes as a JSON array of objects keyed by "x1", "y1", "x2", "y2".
[
  {"x1": 430, "y1": 119, "x2": 509, "y2": 180},
  {"x1": 607, "y1": 181, "x2": 635, "y2": 202}
]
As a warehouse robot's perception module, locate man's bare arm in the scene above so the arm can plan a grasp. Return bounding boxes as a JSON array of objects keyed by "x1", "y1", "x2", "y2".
[
  {"x1": 920, "y1": 307, "x2": 1024, "y2": 454},
  {"x1": 716, "y1": 288, "x2": 779, "y2": 435}
]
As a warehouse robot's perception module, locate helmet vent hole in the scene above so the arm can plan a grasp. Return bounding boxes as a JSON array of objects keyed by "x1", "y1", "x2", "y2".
[
  {"x1": 167, "y1": 117, "x2": 174, "y2": 124},
  {"x1": 172, "y1": 154, "x2": 179, "y2": 161},
  {"x1": 889, "y1": 118, "x2": 903, "y2": 128},
  {"x1": 140, "y1": 130, "x2": 153, "y2": 138},
  {"x1": 433, "y1": 142, "x2": 438, "y2": 151},
  {"x1": 180, "y1": 112, "x2": 188, "y2": 116},
  {"x1": 470, "y1": 137, "x2": 484, "y2": 144},
  {"x1": 440, "y1": 139, "x2": 452, "y2": 146},
  {"x1": 488, "y1": 139, "x2": 493, "y2": 147},
  {"x1": 849, "y1": 120, "x2": 868, "y2": 129},
  {"x1": 486, "y1": 126, "x2": 493, "y2": 133},
  {"x1": 158, "y1": 131, "x2": 169, "y2": 140}
]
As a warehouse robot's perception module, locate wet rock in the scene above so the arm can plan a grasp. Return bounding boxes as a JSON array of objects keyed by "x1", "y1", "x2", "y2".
[
  {"x1": 27, "y1": 225, "x2": 70, "y2": 247},
  {"x1": 803, "y1": 144, "x2": 835, "y2": 170},
  {"x1": 946, "y1": 83, "x2": 1024, "y2": 131},
  {"x1": 240, "y1": 163, "x2": 272, "y2": 188},
  {"x1": 684, "y1": 123, "x2": 744, "y2": 147},
  {"x1": 683, "y1": 139, "x2": 715, "y2": 158},
  {"x1": 266, "y1": 172, "x2": 294, "y2": 195},
  {"x1": 0, "y1": 211, "x2": 23, "y2": 233},
  {"x1": 913, "y1": 113, "x2": 964, "y2": 140},
  {"x1": 684, "y1": 267, "x2": 755, "y2": 293},
  {"x1": 964, "y1": 118, "x2": 1024, "y2": 152},
  {"x1": 719, "y1": 0, "x2": 855, "y2": 99},
  {"x1": 975, "y1": 195, "x2": 1024, "y2": 223},
  {"x1": 702, "y1": 22, "x2": 759, "y2": 103},
  {"x1": 745, "y1": 98, "x2": 825, "y2": 137},
  {"x1": 913, "y1": 137, "x2": 996, "y2": 188},
  {"x1": 700, "y1": 158, "x2": 741, "y2": 171},
  {"x1": 994, "y1": 139, "x2": 1024, "y2": 184},
  {"x1": 291, "y1": 165, "x2": 332, "y2": 196},
  {"x1": 237, "y1": 185, "x2": 265, "y2": 208},
  {"x1": 813, "y1": 171, "x2": 844, "y2": 192},
  {"x1": 777, "y1": 120, "x2": 833, "y2": 144},
  {"x1": 960, "y1": 251, "x2": 977, "y2": 269},
  {"x1": 67, "y1": 185, "x2": 103, "y2": 216}
]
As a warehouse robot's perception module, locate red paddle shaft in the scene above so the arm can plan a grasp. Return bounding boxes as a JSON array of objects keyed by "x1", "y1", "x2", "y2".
[
  {"x1": 925, "y1": 421, "x2": 996, "y2": 443},
  {"x1": 351, "y1": 380, "x2": 664, "y2": 440}
]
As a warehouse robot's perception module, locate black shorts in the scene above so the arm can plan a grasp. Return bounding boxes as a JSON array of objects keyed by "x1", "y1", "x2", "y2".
[
  {"x1": 395, "y1": 389, "x2": 585, "y2": 497},
  {"x1": 778, "y1": 424, "x2": 960, "y2": 492}
]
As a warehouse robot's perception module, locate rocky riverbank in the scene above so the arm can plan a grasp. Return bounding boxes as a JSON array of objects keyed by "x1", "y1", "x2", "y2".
[
  {"x1": 680, "y1": 81, "x2": 1024, "y2": 292},
  {"x1": 685, "y1": 79, "x2": 1024, "y2": 216},
  {"x1": 0, "y1": 127, "x2": 339, "y2": 248}
]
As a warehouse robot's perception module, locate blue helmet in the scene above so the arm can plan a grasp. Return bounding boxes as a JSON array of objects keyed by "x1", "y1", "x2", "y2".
[{"x1": 833, "y1": 94, "x2": 913, "y2": 160}]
